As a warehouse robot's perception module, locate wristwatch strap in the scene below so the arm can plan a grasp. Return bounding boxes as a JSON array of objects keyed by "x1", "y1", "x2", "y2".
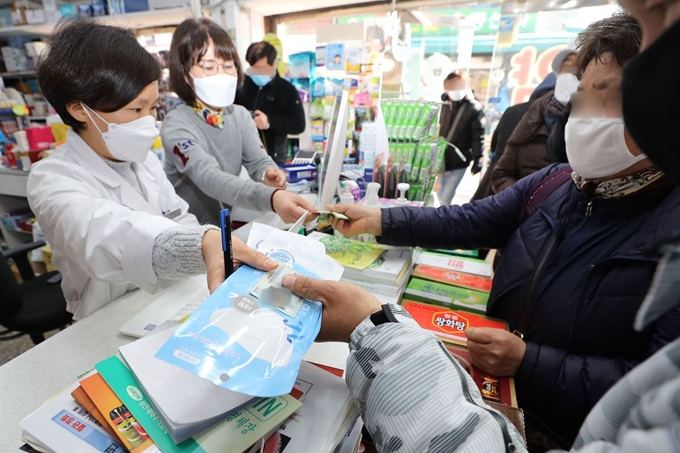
[{"x1": 369, "y1": 304, "x2": 399, "y2": 326}]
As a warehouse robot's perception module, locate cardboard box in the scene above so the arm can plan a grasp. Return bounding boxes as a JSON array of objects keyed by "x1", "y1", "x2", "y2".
[
  {"x1": 401, "y1": 300, "x2": 506, "y2": 346},
  {"x1": 25, "y1": 8, "x2": 45, "y2": 24},
  {"x1": 412, "y1": 264, "x2": 492, "y2": 293},
  {"x1": 445, "y1": 344, "x2": 518, "y2": 408},
  {"x1": 405, "y1": 277, "x2": 489, "y2": 314},
  {"x1": 415, "y1": 250, "x2": 493, "y2": 277},
  {"x1": 1, "y1": 47, "x2": 29, "y2": 72},
  {"x1": 0, "y1": 8, "x2": 13, "y2": 27}
]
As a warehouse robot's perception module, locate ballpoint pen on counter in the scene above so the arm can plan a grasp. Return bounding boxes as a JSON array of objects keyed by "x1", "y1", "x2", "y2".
[{"x1": 220, "y1": 208, "x2": 234, "y2": 278}]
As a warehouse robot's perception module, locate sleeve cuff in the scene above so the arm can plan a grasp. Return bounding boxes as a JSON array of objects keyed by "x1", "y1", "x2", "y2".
[
  {"x1": 270, "y1": 189, "x2": 281, "y2": 212},
  {"x1": 515, "y1": 341, "x2": 539, "y2": 383}
]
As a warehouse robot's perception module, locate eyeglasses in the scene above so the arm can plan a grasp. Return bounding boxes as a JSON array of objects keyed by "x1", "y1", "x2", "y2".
[{"x1": 196, "y1": 60, "x2": 238, "y2": 77}]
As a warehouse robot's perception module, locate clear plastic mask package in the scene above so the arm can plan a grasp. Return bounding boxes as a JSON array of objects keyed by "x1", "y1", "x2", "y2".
[{"x1": 155, "y1": 227, "x2": 344, "y2": 397}]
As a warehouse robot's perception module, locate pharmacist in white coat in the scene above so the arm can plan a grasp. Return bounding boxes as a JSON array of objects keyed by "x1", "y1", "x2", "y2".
[{"x1": 27, "y1": 19, "x2": 277, "y2": 320}]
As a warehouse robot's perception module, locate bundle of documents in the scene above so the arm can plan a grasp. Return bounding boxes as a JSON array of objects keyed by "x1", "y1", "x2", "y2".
[
  {"x1": 308, "y1": 232, "x2": 413, "y2": 297},
  {"x1": 118, "y1": 324, "x2": 256, "y2": 443},
  {"x1": 247, "y1": 362, "x2": 360, "y2": 453},
  {"x1": 20, "y1": 359, "x2": 360, "y2": 453},
  {"x1": 20, "y1": 225, "x2": 361, "y2": 453}
]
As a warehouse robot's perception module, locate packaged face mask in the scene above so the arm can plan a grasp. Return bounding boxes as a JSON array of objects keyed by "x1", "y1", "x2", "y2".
[{"x1": 156, "y1": 228, "x2": 344, "y2": 397}]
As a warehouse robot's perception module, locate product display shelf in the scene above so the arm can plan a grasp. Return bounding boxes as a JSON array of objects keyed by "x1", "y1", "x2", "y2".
[
  {"x1": 0, "y1": 166, "x2": 29, "y2": 247},
  {"x1": 0, "y1": 70, "x2": 36, "y2": 78},
  {"x1": 0, "y1": 6, "x2": 194, "y2": 37}
]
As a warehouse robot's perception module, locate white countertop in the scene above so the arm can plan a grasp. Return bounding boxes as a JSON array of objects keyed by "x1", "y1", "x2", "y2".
[{"x1": 0, "y1": 217, "x2": 397, "y2": 452}]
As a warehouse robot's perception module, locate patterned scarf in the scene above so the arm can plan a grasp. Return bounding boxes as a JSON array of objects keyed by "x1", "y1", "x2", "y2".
[
  {"x1": 572, "y1": 167, "x2": 666, "y2": 198},
  {"x1": 193, "y1": 104, "x2": 224, "y2": 129}
]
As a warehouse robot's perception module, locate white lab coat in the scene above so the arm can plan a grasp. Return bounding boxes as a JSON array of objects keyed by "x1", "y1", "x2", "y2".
[{"x1": 27, "y1": 129, "x2": 201, "y2": 320}]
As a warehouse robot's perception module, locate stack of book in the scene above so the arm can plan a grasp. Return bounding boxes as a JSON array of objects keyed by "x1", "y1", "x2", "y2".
[
  {"x1": 308, "y1": 232, "x2": 413, "y2": 298},
  {"x1": 20, "y1": 323, "x2": 361, "y2": 453}
]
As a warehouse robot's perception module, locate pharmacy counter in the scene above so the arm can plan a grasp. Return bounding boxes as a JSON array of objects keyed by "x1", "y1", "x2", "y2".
[{"x1": 0, "y1": 217, "x2": 395, "y2": 452}]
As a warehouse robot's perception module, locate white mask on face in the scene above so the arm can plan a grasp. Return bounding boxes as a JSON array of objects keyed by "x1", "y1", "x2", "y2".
[
  {"x1": 448, "y1": 89, "x2": 467, "y2": 102},
  {"x1": 565, "y1": 117, "x2": 647, "y2": 179},
  {"x1": 82, "y1": 104, "x2": 159, "y2": 163},
  {"x1": 191, "y1": 73, "x2": 237, "y2": 108},
  {"x1": 554, "y1": 73, "x2": 579, "y2": 105}
]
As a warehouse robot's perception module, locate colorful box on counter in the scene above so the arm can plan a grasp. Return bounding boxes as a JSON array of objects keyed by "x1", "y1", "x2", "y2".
[
  {"x1": 445, "y1": 344, "x2": 518, "y2": 408},
  {"x1": 412, "y1": 264, "x2": 492, "y2": 293},
  {"x1": 415, "y1": 250, "x2": 492, "y2": 278},
  {"x1": 401, "y1": 300, "x2": 506, "y2": 346},
  {"x1": 405, "y1": 278, "x2": 489, "y2": 314}
]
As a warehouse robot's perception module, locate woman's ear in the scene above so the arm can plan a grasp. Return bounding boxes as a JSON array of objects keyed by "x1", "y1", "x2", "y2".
[{"x1": 66, "y1": 101, "x2": 88, "y2": 124}]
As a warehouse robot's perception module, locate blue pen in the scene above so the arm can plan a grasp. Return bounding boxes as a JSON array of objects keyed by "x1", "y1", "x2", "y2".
[{"x1": 220, "y1": 208, "x2": 234, "y2": 277}]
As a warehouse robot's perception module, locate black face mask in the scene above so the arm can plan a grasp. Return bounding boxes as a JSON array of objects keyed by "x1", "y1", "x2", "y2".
[{"x1": 622, "y1": 20, "x2": 680, "y2": 182}]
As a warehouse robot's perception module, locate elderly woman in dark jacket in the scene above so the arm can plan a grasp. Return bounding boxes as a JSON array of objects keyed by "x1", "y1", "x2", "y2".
[{"x1": 324, "y1": 13, "x2": 680, "y2": 448}]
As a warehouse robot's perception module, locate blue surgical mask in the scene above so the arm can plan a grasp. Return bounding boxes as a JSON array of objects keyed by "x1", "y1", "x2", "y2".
[{"x1": 249, "y1": 74, "x2": 272, "y2": 87}]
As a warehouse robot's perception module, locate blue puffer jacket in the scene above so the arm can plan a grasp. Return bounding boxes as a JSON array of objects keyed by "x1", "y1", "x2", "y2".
[{"x1": 380, "y1": 164, "x2": 680, "y2": 444}]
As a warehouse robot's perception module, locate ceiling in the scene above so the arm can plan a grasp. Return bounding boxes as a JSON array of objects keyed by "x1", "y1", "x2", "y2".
[{"x1": 241, "y1": 0, "x2": 382, "y2": 17}]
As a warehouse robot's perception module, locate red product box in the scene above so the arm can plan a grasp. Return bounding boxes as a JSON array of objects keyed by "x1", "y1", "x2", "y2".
[
  {"x1": 401, "y1": 299, "x2": 507, "y2": 346},
  {"x1": 445, "y1": 344, "x2": 518, "y2": 408}
]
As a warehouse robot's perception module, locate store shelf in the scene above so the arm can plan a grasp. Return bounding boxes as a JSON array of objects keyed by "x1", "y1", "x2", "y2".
[
  {"x1": 0, "y1": 70, "x2": 36, "y2": 78},
  {"x1": 0, "y1": 167, "x2": 28, "y2": 197},
  {"x1": 3, "y1": 227, "x2": 31, "y2": 234},
  {"x1": 27, "y1": 116, "x2": 48, "y2": 121},
  {"x1": 0, "y1": 7, "x2": 194, "y2": 37}
]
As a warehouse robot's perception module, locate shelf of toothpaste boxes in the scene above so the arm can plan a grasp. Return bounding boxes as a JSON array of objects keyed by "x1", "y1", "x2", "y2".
[{"x1": 20, "y1": 225, "x2": 365, "y2": 453}]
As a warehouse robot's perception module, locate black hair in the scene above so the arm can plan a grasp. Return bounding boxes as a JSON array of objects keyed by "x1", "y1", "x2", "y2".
[
  {"x1": 444, "y1": 70, "x2": 466, "y2": 81},
  {"x1": 576, "y1": 12, "x2": 641, "y2": 75},
  {"x1": 37, "y1": 17, "x2": 161, "y2": 132},
  {"x1": 245, "y1": 41, "x2": 277, "y2": 66},
  {"x1": 169, "y1": 18, "x2": 243, "y2": 107}
]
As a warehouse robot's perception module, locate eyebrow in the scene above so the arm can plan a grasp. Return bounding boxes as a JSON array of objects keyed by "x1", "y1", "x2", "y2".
[{"x1": 136, "y1": 97, "x2": 160, "y2": 106}]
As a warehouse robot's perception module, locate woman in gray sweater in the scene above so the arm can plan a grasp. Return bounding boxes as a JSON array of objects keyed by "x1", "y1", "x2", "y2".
[{"x1": 162, "y1": 18, "x2": 314, "y2": 226}]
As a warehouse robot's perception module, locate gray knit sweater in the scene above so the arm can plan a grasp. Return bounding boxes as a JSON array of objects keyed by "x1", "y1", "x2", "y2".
[
  {"x1": 161, "y1": 104, "x2": 277, "y2": 226},
  {"x1": 101, "y1": 157, "x2": 212, "y2": 281}
]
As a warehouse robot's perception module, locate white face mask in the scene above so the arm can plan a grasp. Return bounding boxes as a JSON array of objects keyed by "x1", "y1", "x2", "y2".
[
  {"x1": 554, "y1": 73, "x2": 579, "y2": 105},
  {"x1": 82, "y1": 104, "x2": 159, "y2": 163},
  {"x1": 565, "y1": 117, "x2": 646, "y2": 179},
  {"x1": 448, "y1": 89, "x2": 467, "y2": 102},
  {"x1": 191, "y1": 73, "x2": 237, "y2": 108}
]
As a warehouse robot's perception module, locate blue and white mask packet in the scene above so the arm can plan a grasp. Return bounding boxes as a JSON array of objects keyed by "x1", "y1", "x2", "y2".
[{"x1": 155, "y1": 226, "x2": 344, "y2": 397}]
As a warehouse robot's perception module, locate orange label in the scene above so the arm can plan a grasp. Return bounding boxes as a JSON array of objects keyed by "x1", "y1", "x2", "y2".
[
  {"x1": 412, "y1": 265, "x2": 492, "y2": 293},
  {"x1": 402, "y1": 300, "x2": 507, "y2": 346}
]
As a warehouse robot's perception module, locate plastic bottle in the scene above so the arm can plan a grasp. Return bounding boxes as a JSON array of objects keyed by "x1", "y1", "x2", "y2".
[
  {"x1": 396, "y1": 183, "x2": 410, "y2": 206},
  {"x1": 340, "y1": 189, "x2": 355, "y2": 205},
  {"x1": 358, "y1": 182, "x2": 381, "y2": 243},
  {"x1": 364, "y1": 182, "x2": 381, "y2": 208}
]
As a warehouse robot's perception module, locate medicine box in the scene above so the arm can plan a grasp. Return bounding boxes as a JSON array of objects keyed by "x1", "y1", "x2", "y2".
[
  {"x1": 412, "y1": 264, "x2": 492, "y2": 293},
  {"x1": 415, "y1": 250, "x2": 493, "y2": 278},
  {"x1": 404, "y1": 277, "x2": 489, "y2": 314},
  {"x1": 400, "y1": 299, "x2": 507, "y2": 346},
  {"x1": 281, "y1": 164, "x2": 317, "y2": 184}
]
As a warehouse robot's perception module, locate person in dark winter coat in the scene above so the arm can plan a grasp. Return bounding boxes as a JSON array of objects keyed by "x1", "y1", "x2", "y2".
[
  {"x1": 436, "y1": 70, "x2": 485, "y2": 205},
  {"x1": 324, "y1": 13, "x2": 680, "y2": 448},
  {"x1": 471, "y1": 75, "x2": 555, "y2": 201},
  {"x1": 491, "y1": 51, "x2": 578, "y2": 194},
  {"x1": 547, "y1": 105, "x2": 570, "y2": 163},
  {"x1": 235, "y1": 42, "x2": 305, "y2": 165}
]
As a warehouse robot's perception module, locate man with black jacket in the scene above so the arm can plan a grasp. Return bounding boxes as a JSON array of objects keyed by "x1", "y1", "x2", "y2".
[
  {"x1": 235, "y1": 42, "x2": 306, "y2": 165},
  {"x1": 437, "y1": 70, "x2": 485, "y2": 205}
]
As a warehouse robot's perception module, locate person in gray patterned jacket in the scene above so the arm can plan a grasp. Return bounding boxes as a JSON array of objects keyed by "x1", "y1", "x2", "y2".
[{"x1": 280, "y1": 6, "x2": 680, "y2": 451}]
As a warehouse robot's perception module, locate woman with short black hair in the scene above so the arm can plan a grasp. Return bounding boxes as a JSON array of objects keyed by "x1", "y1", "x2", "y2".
[
  {"x1": 162, "y1": 18, "x2": 313, "y2": 226},
  {"x1": 27, "y1": 18, "x2": 278, "y2": 320}
]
